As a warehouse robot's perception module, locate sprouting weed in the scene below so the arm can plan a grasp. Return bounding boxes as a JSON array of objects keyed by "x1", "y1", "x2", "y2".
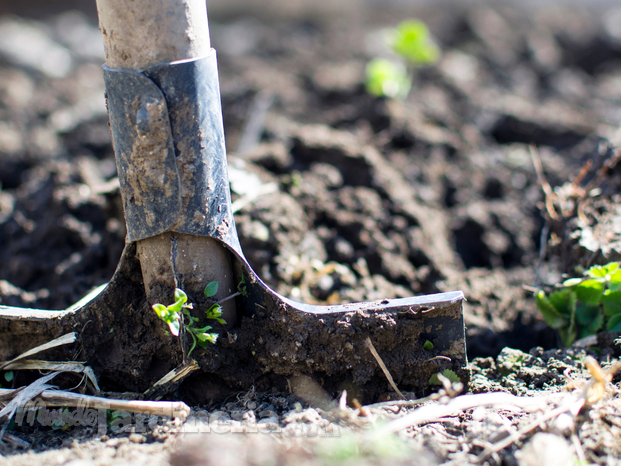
[
  {"x1": 365, "y1": 19, "x2": 441, "y2": 99},
  {"x1": 429, "y1": 369, "x2": 460, "y2": 386},
  {"x1": 388, "y1": 20, "x2": 440, "y2": 66},
  {"x1": 237, "y1": 275, "x2": 249, "y2": 297},
  {"x1": 365, "y1": 59, "x2": 411, "y2": 99},
  {"x1": 152, "y1": 285, "x2": 224, "y2": 357}
]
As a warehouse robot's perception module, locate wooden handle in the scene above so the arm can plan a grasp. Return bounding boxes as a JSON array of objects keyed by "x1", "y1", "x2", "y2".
[{"x1": 96, "y1": 0, "x2": 210, "y2": 70}]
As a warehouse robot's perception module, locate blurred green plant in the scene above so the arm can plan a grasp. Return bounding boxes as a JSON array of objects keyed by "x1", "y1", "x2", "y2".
[
  {"x1": 389, "y1": 20, "x2": 441, "y2": 65},
  {"x1": 365, "y1": 19, "x2": 441, "y2": 98},
  {"x1": 365, "y1": 59, "x2": 411, "y2": 99},
  {"x1": 535, "y1": 262, "x2": 621, "y2": 347}
]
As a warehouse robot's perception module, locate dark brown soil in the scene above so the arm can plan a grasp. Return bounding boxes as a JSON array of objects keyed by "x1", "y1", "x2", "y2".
[{"x1": 2, "y1": 1, "x2": 621, "y2": 464}]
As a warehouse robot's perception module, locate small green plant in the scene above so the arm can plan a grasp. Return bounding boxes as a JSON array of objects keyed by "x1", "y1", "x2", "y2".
[
  {"x1": 423, "y1": 340, "x2": 434, "y2": 350},
  {"x1": 152, "y1": 284, "x2": 225, "y2": 358},
  {"x1": 365, "y1": 19, "x2": 440, "y2": 98},
  {"x1": 388, "y1": 20, "x2": 441, "y2": 65},
  {"x1": 535, "y1": 262, "x2": 621, "y2": 347},
  {"x1": 429, "y1": 369, "x2": 460, "y2": 385},
  {"x1": 237, "y1": 274, "x2": 249, "y2": 297},
  {"x1": 365, "y1": 59, "x2": 411, "y2": 99}
]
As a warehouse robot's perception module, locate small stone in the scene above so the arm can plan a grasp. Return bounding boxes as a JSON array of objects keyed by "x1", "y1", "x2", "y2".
[
  {"x1": 105, "y1": 438, "x2": 120, "y2": 447},
  {"x1": 516, "y1": 433, "x2": 574, "y2": 466},
  {"x1": 129, "y1": 433, "x2": 146, "y2": 444}
]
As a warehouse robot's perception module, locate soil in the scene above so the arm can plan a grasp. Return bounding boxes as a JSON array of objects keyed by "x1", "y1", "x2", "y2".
[{"x1": 2, "y1": 1, "x2": 621, "y2": 465}]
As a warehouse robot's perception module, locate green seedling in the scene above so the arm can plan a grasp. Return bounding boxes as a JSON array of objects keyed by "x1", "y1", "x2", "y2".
[
  {"x1": 429, "y1": 369, "x2": 460, "y2": 386},
  {"x1": 365, "y1": 59, "x2": 411, "y2": 99},
  {"x1": 237, "y1": 275, "x2": 249, "y2": 297},
  {"x1": 423, "y1": 340, "x2": 434, "y2": 350},
  {"x1": 152, "y1": 285, "x2": 224, "y2": 358},
  {"x1": 365, "y1": 19, "x2": 441, "y2": 98},
  {"x1": 388, "y1": 20, "x2": 441, "y2": 65},
  {"x1": 535, "y1": 261, "x2": 621, "y2": 347}
]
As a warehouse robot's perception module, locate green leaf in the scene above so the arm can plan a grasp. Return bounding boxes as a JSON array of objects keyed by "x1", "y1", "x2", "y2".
[
  {"x1": 4, "y1": 371, "x2": 13, "y2": 382},
  {"x1": 167, "y1": 319, "x2": 180, "y2": 337},
  {"x1": 390, "y1": 20, "x2": 440, "y2": 65},
  {"x1": 237, "y1": 275, "x2": 249, "y2": 297},
  {"x1": 174, "y1": 288, "x2": 188, "y2": 304},
  {"x1": 548, "y1": 289, "x2": 577, "y2": 317},
  {"x1": 204, "y1": 281, "x2": 219, "y2": 299},
  {"x1": 535, "y1": 290, "x2": 568, "y2": 329},
  {"x1": 216, "y1": 318, "x2": 227, "y2": 325},
  {"x1": 585, "y1": 310, "x2": 604, "y2": 335},
  {"x1": 573, "y1": 279, "x2": 605, "y2": 306},
  {"x1": 193, "y1": 325, "x2": 213, "y2": 334},
  {"x1": 607, "y1": 313, "x2": 621, "y2": 332},
  {"x1": 575, "y1": 303, "x2": 601, "y2": 326},
  {"x1": 586, "y1": 262, "x2": 618, "y2": 279},
  {"x1": 168, "y1": 299, "x2": 184, "y2": 314},
  {"x1": 560, "y1": 304, "x2": 577, "y2": 347},
  {"x1": 152, "y1": 303, "x2": 168, "y2": 318},
  {"x1": 365, "y1": 58, "x2": 411, "y2": 99},
  {"x1": 429, "y1": 369, "x2": 460, "y2": 385},
  {"x1": 423, "y1": 340, "x2": 434, "y2": 350},
  {"x1": 608, "y1": 315, "x2": 621, "y2": 332},
  {"x1": 563, "y1": 278, "x2": 583, "y2": 287},
  {"x1": 602, "y1": 290, "x2": 621, "y2": 316},
  {"x1": 608, "y1": 268, "x2": 621, "y2": 289},
  {"x1": 559, "y1": 328, "x2": 575, "y2": 347},
  {"x1": 188, "y1": 332, "x2": 197, "y2": 357}
]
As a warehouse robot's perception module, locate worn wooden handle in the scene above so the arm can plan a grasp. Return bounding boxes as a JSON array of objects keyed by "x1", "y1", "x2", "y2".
[{"x1": 96, "y1": 0, "x2": 210, "y2": 70}]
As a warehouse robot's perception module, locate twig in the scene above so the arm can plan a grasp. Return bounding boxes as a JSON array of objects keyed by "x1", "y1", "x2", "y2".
[
  {"x1": 572, "y1": 159, "x2": 592, "y2": 188},
  {"x1": 1, "y1": 431, "x2": 30, "y2": 449},
  {"x1": 375, "y1": 392, "x2": 549, "y2": 436},
  {"x1": 476, "y1": 400, "x2": 581, "y2": 462},
  {"x1": 529, "y1": 145, "x2": 558, "y2": 220},
  {"x1": 0, "y1": 372, "x2": 59, "y2": 441},
  {"x1": 571, "y1": 434, "x2": 587, "y2": 465},
  {"x1": 583, "y1": 147, "x2": 621, "y2": 194},
  {"x1": 144, "y1": 360, "x2": 199, "y2": 399},
  {"x1": 365, "y1": 394, "x2": 437, "y2": 411},
  {"x1": 425, "y1": 356, "x2": 452, "y2": 363},
  {"x1": 365, "y1": 337, "x2": 405, "y2": 400},
  {"x1": 0, "y1": 388, "x2": 191, "y2": 420},
  {"x1": 217, "y1": 292, "x2": 241, "y2": 305}
]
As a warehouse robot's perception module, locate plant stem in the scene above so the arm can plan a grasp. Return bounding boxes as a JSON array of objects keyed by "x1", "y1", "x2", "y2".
[
  {"x1": 180, "y1": 314, "x2": 189, "y2": 365},
  {"x1": 216, "y1": 291, "x2": 241, "y2": 305}
]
